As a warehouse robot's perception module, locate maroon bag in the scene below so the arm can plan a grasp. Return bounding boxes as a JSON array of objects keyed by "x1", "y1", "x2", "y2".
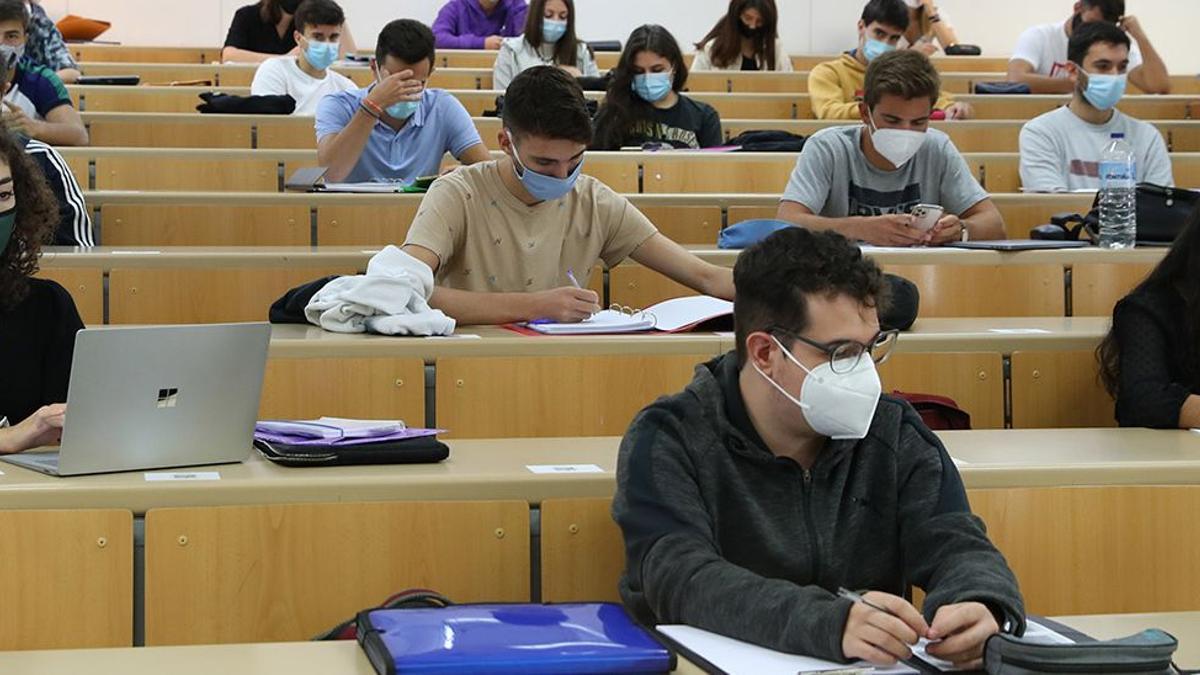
[{"x1": 892, "y1": 392, "x2": 972, "y2": 430}]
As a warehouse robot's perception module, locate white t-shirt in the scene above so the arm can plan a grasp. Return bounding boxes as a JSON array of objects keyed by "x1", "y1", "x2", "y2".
[
  {"x1": 250, "y1": 56, "x2": 356, "y2": 116},
  {"x1": 1019, "y1": 106, "x2": 1173, "y2": 192},
  {"x1": 1010, "y1": 21, "x2": 1143, "y2": 79}
]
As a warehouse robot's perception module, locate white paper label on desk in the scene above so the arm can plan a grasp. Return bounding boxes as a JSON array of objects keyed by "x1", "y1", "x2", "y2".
[
  {"x1": 988, "y1": 328, "x2": 1052, "y2": 335},
  {"x1": 426, "y1": 334, "x2": 482, "y2": 340},
  {"x1": 111, "y1": 250, "x2": 162, "y2": 255},
  {"x1": 144, "y1": 471, "x2": 221, "y2": 482},
  {"x1": 526, "y1": 464, "x2": 604, "y2": 475}
]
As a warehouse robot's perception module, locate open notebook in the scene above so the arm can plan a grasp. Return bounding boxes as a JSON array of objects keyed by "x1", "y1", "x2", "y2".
[
  {"x1": 521, "y1": 296, "x2": 733, "y2": 335},
  {"x1": 657, "y1": 621, "x2": 1072, "y2": 675}
]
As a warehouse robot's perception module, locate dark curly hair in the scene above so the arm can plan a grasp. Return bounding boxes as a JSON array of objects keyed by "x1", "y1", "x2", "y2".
[
  {"x1": 1098, "y1": 206, "x2": 1200, "y2": 398},
  {"x1": 734, "y1": 227, "x2": 889, "y2": 366},
  {"x1": 0, "y1": 132, "x2": 61, "y2": 311}
]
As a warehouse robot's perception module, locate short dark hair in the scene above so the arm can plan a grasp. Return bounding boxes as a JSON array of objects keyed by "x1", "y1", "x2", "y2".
[
  {"x1": 861, "y1": 0, "x2": 909, "y2": 31},
  {"x1": 502, "y1": 66, "x2": 593, "y2": 144},
  {"x1": 0, "y1": 0, "x2": 28, "y2": 29},
  {"x1": 863, "y1": 49, "x2": 941, "y2": 109},
  {"x1": 1082, "y1": 0, "x2": 1124, "y2": 22},
  {"x1": 1068, "y1": 20, "x2": 1131, "y2": 65},
  {"x1": 733, "y1": 228, "x2": 888, "y2": 366},
  {"x1": 294, "y1": 0, "x2": 344, "y2": 32},
  {"x1": 375, "y1": 19, "x2": 435, "y2": 67}
]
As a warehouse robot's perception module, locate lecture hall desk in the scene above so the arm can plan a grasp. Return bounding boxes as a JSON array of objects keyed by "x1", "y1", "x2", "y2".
[{"x1": 1, "y1": 611, "x2": 1196, "y2": 675}]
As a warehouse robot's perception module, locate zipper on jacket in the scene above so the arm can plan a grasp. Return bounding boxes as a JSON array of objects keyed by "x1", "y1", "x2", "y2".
[
  {"x1": 800, "y1": 467, "x2": 822, "y2": 583},
  {"x1": 1000, "y1": 655, "x2": 1173, "y2": 673}
]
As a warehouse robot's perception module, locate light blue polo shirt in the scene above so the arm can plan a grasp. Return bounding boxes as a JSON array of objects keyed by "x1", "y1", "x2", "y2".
[{"x1": 314, "y1": 87, "x2": 483, "y2": 184}]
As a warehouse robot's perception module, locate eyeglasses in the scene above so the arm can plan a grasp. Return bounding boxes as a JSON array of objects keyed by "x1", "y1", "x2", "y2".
[{"x1": 770, "y1": 327, "x2": 900, "y2": 375}]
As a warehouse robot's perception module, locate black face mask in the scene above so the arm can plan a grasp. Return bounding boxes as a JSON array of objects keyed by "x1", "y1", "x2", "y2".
[
  {"x1": 280, "y1": 0, "x2": 302, "y2": 15},
  {"x1": 738, "y1": 21, "x2": 763, "y2": 38}
]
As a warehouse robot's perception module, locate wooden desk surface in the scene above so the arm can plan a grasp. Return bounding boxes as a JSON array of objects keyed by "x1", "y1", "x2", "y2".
[
  {"x1": 36, "y1": 245, "x2": 1168, "y2": 270},
  {"x1": 269, "y1": 324, "x2": 729, "y2": 359},
  {"x1": 1, "y1": 430, "x2": 1198, "y2": 513},
  {"x1": 1050, "y1": 612, "x2": 1200, "y2": 669},
  {"x1": 0, "y1": 612, "x2": 1192, "y2": 673},
  {"x1": 901, "y1": 317, "x2": 1109, "y2": 352}
]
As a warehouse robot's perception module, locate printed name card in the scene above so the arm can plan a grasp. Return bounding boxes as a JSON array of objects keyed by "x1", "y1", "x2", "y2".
[
  {"x1": 144, "y1": 471, "x2": 221, "y2": 482},
  {"x1": 526, "y1": 464, "x2": 605, "y2": 475}
]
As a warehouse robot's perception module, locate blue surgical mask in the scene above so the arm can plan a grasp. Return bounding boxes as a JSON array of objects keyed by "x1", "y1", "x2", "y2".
[
  {"x1": 631, "y1": 71, "x2": 673, "y2": 103},
  {"x1": 375, "y1": 70, "x2": 421, "y2": 120},
  {"x1": 386, "y1": 100, "x2": 420, "y2": 120},
  {"x1": 508, "y1": 131, "x2": 584, "y2": 202},
  {"x1": 0, "y1": 206, "x2": 15, "y2": 253},
  {"x1": 1081, "y1": 70, "x2": 1128, "y2": 111},
  {"x1": 542, "y1": 19, "x2": 568, "y2": 43},
  {"x1": 862, "y1": 38, "x2": 894, "y2": 62},
  {"x1": 303, "y1": 38, "x2": 339, "y2": 71}
]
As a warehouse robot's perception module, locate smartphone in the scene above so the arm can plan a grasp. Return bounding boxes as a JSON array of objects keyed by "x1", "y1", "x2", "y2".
[
  {"x1": 910, "y1": 204, "x2": 945, "y2": 232},
  {"x1": 411, "y1": 175, "x2": 439, "y2": 190}
]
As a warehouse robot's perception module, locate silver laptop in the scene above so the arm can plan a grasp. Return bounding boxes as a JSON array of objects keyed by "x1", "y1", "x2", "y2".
[{"x1": 2, "y1": 322, "x2": 271, "y2": 477}]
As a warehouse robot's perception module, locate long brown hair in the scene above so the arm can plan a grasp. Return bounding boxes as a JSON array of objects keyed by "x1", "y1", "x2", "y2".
[
  {"x1": 695, "y1": 0, "x2": 778, "y2": 70},
  {"x1": 1098, "y1": 207, "x2": 1200, "y2": 397},
  {"x1": 0, "y1": 133, "x2": 63, "y2": 311},
  {"x1": 522, "y1": 0, "x2": 582, "y2": 68},
  {"x1": 593, "y1": 25, "x2": 690, "y2": 150}
]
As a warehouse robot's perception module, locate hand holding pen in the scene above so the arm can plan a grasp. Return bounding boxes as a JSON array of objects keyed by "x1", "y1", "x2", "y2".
[
  {"x1": 838, "y1": 588, "x2": 935, "y2": 671},
  {"x1": 527, "y1": 268, "x2": 600, "y2": 324}
]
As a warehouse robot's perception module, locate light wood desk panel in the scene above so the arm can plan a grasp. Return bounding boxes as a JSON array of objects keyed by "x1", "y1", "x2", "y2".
[
  {"x1": 881, "y1": 353, "x2": 1006, "y2": 429},
  {"x1": 35, "y1": 267, "x2": 104, "y2": 326},
  {"x1": 0, "y1": 509, "x2": 133, "y2": 650},
  {"x1": 972, "y1": 485, "x2": 1200, "y2": 615},
  {"x1": 435, "y1": 354, "x2": 715, "y2": 438},
  {"x1": 1010, "y1": 350, "x2": 1115, "y2": 429},
  {"x1": 316, "y1": 203, "x2": 421, "y2": 246},
  {"x1": 71, "y1": 46, "x2": 216, "y2": 64},
  {"x1": 103, "y1": 204, "x2": 311, "y2": 246},
  {"x1": 144, "y1": 500, "x2": 530, "y2": 645},
  {"x1": 95, "y1": 155, "x2": 279, "y2": 191},
  {"x1": 260, "y1": 357, "x2": 425, "y2": 422},
  {"x1": 541, "y1": 497, "x2": 624, "y2": 603},
  {"x1": 108, "y1": 266, "x2": 353, "y2": 324},
  {"x1": 1072, "y1": 262, "x2": 1156, "y2": 317}
]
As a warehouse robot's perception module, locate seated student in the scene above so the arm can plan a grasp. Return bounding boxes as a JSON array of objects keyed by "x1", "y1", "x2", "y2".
[
  {"x1": 224, "y1": 0, "x2": 358, "y2": 64},
  {"x1": 25, "y1": 0, "x2": 80, "y2": 84},
  {"x1": 0, "y1": 131, "x2": 83, "y2": 454},
  {"x1": 316, "y1": 19, "x2": 490, "y2": 184},
  {"x1": 592, "y1": 25, "x2": 722, "y2": 151},
  {"x1": 493, "y1": 0, "x2": 598, "y2": 91},
  {"x1": 23, "y1": 135, "x2": 91, "y2": 246},
  {"x1": 401, "y1": 66, "x2": 734, "y2": 325},
  {"x1": 1099, "y1": 208, "x2": 1200, "y2": 429},
  {"x1": 0, "y1": 0, "x2": 86, "y2": 147},
  {"x1": 1008, "y1": 0, "x2": 1169, "y2": 95},
  {"x1": 900, "y1": 0, "x2": 963, "y2": 56},
  {"x1": 809, "y1": 0, "x2": 970, "y2": 121},
  {"x1": 692, "y1": 0, "x2": 792, "y2": 72},
  {"x1": 250, "y1": 0, "x2": 356, "y2": 116},
  {"x1": 779, "y1": 50, "x2": 1004, "y2": 247},
  {"x1": 1019, "y1": 22, "x2": 1172, "y2": 193},
  {"x1": 613, "y1": 226, "x2": 1024, "y2": 668},
  {"x1": 433, "y1": 0, "x2": 528, "y2": 50}
]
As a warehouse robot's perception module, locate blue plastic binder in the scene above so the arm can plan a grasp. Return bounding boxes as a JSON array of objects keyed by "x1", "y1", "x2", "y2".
[{"x1": 356, "y1": 602, "x2": 673, "y2": 674}]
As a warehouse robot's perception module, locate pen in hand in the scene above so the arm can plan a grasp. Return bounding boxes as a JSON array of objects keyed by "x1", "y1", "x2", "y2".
[
  {"x1": 837, "y1": 588, "x2": 941, "y2": 674},
  {"x1": 566, "y1": 268, "x2": 581, "y2": 289}
]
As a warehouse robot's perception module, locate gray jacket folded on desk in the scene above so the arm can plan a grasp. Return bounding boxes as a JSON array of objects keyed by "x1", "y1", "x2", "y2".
[{"x1": 612, "y1": 353, "x2": 1025, "y2": 662}]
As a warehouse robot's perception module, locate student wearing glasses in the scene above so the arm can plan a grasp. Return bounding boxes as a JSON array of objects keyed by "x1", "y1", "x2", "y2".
[{"x1": 613, "y1": 227, "x2": 1024, "y2": 670}]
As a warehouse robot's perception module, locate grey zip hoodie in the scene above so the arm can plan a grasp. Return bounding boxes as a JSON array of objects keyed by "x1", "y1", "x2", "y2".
[{"x1": 613, "y1": 353, "x2": 1025, "y2": 662}]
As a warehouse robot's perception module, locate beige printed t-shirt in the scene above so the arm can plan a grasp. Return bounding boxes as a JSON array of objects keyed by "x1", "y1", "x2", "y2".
[{"x1": 404, "y1": 160, "x2": 659, "y2": 292}]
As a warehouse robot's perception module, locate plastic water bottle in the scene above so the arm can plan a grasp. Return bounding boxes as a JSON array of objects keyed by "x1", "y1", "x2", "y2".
[{"x1": 1097, "y1": 133, "x2": 1137, "y2": 249}]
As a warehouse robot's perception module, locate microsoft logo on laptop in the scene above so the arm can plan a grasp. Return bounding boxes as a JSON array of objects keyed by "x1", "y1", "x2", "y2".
[{"x1": 156, "y1": 388, "x2": 180, "y2": 409}]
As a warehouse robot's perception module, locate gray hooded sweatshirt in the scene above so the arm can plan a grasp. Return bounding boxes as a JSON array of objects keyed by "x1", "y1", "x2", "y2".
[{"x1": 613, "y1": 353, "x2": 1025, "y2": 662}]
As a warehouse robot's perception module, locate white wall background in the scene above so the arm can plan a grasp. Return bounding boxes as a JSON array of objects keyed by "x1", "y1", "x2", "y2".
[{"x1": 36, "y1": 0, "x2": 1200, "y2": 73}]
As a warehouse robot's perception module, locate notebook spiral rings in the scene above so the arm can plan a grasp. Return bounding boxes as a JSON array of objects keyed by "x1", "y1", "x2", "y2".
[{"x1": 609, "y1": 304, "x2": 658, "y2": 329}]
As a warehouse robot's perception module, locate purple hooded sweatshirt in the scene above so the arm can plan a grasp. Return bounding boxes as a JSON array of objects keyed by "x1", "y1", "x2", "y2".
[{"x1": 432, "y1": 0, "x2": 529, "y2": 49}]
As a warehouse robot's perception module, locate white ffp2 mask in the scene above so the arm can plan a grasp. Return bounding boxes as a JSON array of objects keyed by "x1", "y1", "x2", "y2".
[
  {"x1": 867, "y1": 113, "x2": 927, "y2": 169},
  {"x1": 752, "y1": 336, "x2": 882, "y2": 440}
]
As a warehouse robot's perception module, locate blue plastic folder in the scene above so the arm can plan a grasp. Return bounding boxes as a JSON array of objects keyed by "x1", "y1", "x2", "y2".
[{"x1": 356, "y1": 602, "x2": 674, "y2": 674}]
